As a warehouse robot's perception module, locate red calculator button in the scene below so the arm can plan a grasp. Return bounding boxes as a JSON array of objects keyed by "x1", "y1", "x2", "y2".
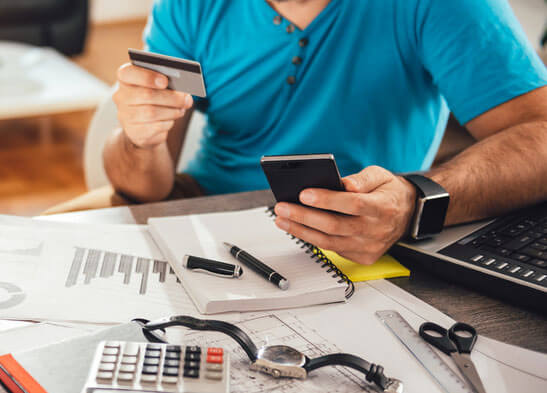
[
  {"x1": 207, "y1": 348, "x2": 223, "y2": 356},
  {"x1": 206, "y1": 355, "x2": 223, "y2": 364}
]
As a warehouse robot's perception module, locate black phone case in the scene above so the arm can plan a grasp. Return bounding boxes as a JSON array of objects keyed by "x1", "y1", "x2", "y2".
[{"x1": 261, "y1": 156, "x2": 345, "y2": 204}]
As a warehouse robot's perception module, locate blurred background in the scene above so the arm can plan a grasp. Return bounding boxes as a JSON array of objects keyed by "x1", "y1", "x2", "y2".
[{"x1": 0, "y1": 0, "x2": 545, "y2": 216}]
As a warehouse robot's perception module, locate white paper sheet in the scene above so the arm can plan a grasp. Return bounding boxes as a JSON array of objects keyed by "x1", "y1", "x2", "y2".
[{"x1": 0, "y1": 223, "x2": 205, "y2": 324}]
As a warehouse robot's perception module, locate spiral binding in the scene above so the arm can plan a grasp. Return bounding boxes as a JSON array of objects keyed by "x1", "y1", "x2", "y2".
[{"x1": 266, "y1": 207, "x2": 355, "y2": 299}]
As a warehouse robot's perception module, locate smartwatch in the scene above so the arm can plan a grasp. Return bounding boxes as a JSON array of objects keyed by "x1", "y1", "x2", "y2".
[
  {"x1": 142, "y1": 315, "x2": 403, "y2": 393},
  {"x1": 403, "y1": 174, "x2": 449, "y2": 240}
]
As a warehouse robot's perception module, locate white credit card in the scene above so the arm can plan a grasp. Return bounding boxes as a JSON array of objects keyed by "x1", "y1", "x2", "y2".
[{"x1": 128, "y1": 48, "x2": 207, "y2": 97}]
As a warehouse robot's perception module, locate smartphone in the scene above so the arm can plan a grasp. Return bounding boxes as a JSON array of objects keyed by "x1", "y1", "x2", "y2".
[{"x1": 260, "y1": 154, "x2": 345, "y2": 205}]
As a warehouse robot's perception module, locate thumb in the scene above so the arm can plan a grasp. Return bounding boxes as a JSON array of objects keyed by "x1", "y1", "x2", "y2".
[{"x1": 342, "y1": 165, "x2": 393, "y2": 193}]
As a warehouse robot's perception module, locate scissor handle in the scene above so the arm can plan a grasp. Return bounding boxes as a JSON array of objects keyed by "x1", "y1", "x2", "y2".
[
  {"x1": 448, "y1": 322, "x2": 477, "y2": 354},
  {"x1": 419, "y1": 322, "x2": 458, "y2": 355}
]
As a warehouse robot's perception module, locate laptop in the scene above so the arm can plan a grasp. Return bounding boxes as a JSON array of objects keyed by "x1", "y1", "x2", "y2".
[{"x1": 391, "y1": 200, "x2": 547, "y2": 313}]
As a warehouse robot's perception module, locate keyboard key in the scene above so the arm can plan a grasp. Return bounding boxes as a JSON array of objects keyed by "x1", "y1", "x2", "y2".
[
  {"x1": 510, "y1": 253, "x2": 530, "y2": 263},
  {"x1": 184, "y1": 369, "x2": 200, "y2": 378},
  {"x1": 123, "y1": 342, "x2": 140, "y2": 357},
  {"x1": 163, "y1": 367, "x2": 179, "y2": 376},
  {"x1": 143, "y1": 357, "x2": 160, "y2": 366},
  {"x1": 185, "y1": 346, "x2": 202, "y2": 354},
  {"x1": 162, "y1": 376, "x2": 179, "y2": 384},
  {"x1": 536, "y1": 275, "x2": 546, "y2": 283},
  {"x1": 184, "y1": 361, "x2": 200, "y2": 370},
  {"x1": 119, "y1": 364, "x2": 136, "y2": 373},
  {"x1": 205, "y1": 371, "x2": 223, "y2": 380},
  {"x1": 104, "y1": 341, "x2": 120, "y2": 348},
  {"x1": 504, "y1": 235, "x2": 534, "y2": 250},
  {"x1": 538, "y1": 237, "x2": 547, "y2": 245},
  {"x1": 100, "y1": 355, "x2": 117, "y2": 363},
  {"x1": 525, "y1": 231, "x2": 543, "y2": 239},
  {"x1": 206, "y1": 363, "x2": 223, "y2": 372},
  {"x1": 471, "y1": 254, "x2": 484, "y2": 262},
  {"x1": 207, "y1": 348, "x2": 224, "y2": 356},
  {"x1": 102, "y1": 348, "x2": 119, "y2": 356},
  {"x1": 530, "y1": 242, "x2": 547, "y2": 251},
  {"x1": 520, "y1": 269, "x2": 535, "y2": 278},
  {"x1": 482, "y1": 258, "x2": 496, "y2": 266},
  {"x1": 96, "y1": 371, "x2": 114, "y2": 381},
  {"x1": 521, "y1": 247, "x2": 546, "y2": 259},
  {"x1": 141, "y1": 374, "x2": 157, "y2": 383},
  {"x1": 166, "y1": 351, "x2": 182, "y2": 360},
  {"x1": 117, "y1": 372, "x2": 134, "y2": 382},
  {"x1": 164, "y1": 359, "x2": 180, "y2": 368},
  {"x1": 529, "y1": 259, "x2": 547, "y2": 268},
  {"x1": 145, "y1": 350, "x2": 161, "y2": 359},
  {"x1": 146, "y1": 344, "x2": 163, "y2": 350},
  {"x1": 166, "y1": 345, "x2": 182, "y2": 352},
  {"x1": 495, "y1": 262, "x2": 508, "y2": 270},
  {"x1": 509, "y1": 266, "x2": 522, "y2": 274},
  {"x1": 121, "y1": 356, "x2": 137, "y2": 365},
  {"x1": 142, "y1": 365, "x2": 159, "y2": 375},
  {"x1": 184, "y1": 353, "x2": 200, "y2": 361},
  {"x1": 98, "y1": 363, "x2": 115, "y2": 372},
  {"x1": 206, "y1": 355, "x2": 223, "y2": 364}
]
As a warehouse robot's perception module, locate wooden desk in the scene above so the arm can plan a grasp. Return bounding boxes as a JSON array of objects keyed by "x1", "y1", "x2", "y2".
[{"x1": 45, "y1": 189, "x2": 547, "y2": 353}]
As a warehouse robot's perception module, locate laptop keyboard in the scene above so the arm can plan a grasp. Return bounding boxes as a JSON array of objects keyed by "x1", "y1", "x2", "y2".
[{"x1": 439, "y1": 202, "x2": 547, "y2": 287}]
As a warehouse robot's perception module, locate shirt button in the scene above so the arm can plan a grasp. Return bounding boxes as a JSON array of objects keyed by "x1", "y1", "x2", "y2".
[
  {"x1": 287, "y1": 76, "x2": 296, "y2": 85},
  {"x1": 299, "y1": 38, "x2": 309, "y2": 47},
  {"x1": 292, "y1": 56, "x2": 302, "y2": 65},
  {"x1": 286, "y1": 24, "x2": 295, "y2": 33},
  {"x1": 273, "y1": 15, "x2": 282, "y2": 25}
]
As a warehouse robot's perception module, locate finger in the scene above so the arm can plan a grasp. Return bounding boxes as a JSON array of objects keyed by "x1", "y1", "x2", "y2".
[
  {"x1": 117, "y1": 63, "x2": 168, "y2": 89},
  {"x1": 275, "y1": 217, "x2": 357, "y2": 253},
  {"x1": 342, "y1": 165, "x2": 393, "y2": 193},
  {"x1": 299, "y1": 188, "x2": 385, "y2": 217},
  {"x1": 125, "y1": 120, "x2": 174, "y2": 147},
  {"x1": 336, "y1": 250, "x2": 381, "y2": 266},
  {"x1": 115, "y1": 83, "x2": 193, "y2": 108},
  {"x1": 120, "y1": 105, "x2": 186, "y2": 124},
  {"x1": 274, "y1": 202, "x2": 363, "y2": 236}
]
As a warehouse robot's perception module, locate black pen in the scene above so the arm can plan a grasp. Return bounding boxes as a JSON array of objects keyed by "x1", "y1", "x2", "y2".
[
  {"x1": 223, "y1": 242, "x2": 289, "y2": 290},
  {"x1": 183, "y1": 255, "x2": 243, "y2": 278}
]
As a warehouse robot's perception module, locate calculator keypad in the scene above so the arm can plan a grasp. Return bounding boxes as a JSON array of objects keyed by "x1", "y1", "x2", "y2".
[{"x1": 84, "y1": 341, "x2": 229, "y2": 393}]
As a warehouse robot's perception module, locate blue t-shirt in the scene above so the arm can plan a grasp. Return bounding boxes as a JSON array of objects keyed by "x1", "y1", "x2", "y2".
[{"x1": 144, "y1": 0, "x2": 547, "y2": 195}]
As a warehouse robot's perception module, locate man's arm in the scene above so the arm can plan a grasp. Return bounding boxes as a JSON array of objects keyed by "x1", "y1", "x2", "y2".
[
  {"x1": 430, "y1": 86, "x2": 547, "y2": 225},
  {"x1": 273, "y1": 86, "x2": 547, "y2": 265},
  {"x1": 103, "y1": 64, "x2": 194, "y2": 203}
]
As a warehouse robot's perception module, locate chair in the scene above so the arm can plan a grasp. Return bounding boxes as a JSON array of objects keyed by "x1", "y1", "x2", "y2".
[
  {"x1": 0, "y1": 0, "x2": 88, "y2": 56},
  {"x1": 84, "y1": 90, "x2": 205, "y2": 189}
]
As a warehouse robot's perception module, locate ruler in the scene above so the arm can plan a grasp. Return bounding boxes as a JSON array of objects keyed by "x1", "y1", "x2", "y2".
[{"x1": 375, "y1": 310, "x2": 473, "y2": 393}]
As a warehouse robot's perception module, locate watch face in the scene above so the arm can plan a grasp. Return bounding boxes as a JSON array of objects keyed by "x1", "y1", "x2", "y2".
[
  {"x1": 418, "y1": 195, "x2": 450, "y2": 236},
  {"x1": 257, "y1": 345, "x2": 306, "y2": 366}
]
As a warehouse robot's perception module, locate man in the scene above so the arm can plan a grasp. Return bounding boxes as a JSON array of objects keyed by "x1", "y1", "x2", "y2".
[{"x1": 103, "y1": 0, "x2": 547, "y2": 266}]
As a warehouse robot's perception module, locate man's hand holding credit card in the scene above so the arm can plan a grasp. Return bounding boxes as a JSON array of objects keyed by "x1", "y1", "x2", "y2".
[{"x1": 110, "y1": 49, "x2": 206, "y2": 150}]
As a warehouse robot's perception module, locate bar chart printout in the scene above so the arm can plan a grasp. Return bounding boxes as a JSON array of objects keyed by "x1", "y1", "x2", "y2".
[{"x1": 65, "y1": 247, "x2": 179, "y2": 295}]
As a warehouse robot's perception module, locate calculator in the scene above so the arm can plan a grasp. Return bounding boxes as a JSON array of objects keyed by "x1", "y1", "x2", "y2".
[{"x1": 82, "y1": 341, "x2": 230, "y2": 393}]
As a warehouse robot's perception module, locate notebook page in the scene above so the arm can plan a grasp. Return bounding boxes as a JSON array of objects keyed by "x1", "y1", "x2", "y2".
[{"x1": 148, "y1": 207, "x2": 345, "y2": 307}]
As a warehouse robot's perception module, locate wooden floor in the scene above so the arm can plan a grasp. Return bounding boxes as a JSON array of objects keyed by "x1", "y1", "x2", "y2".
[{"x1": 0, "y1": 20, "x2": 147, "y2": 216}]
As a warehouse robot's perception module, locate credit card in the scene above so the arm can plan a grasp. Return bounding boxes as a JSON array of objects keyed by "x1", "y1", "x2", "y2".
[{"x1": 128, "y1": 48, "x2": 207, "y2": 97}]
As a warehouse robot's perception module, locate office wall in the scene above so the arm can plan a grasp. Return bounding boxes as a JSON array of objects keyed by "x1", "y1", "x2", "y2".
[{"x1": 90, "y1": 0, "x2": 154, "y2": 24}]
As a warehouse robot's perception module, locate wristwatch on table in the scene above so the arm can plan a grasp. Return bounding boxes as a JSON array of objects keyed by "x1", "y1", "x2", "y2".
[
  {"x1": 403, "y1": 174, "x2": 450, "y2": 240},
  {"x1": 141, "y1": 315, "x2": 404, "y2": 393}
]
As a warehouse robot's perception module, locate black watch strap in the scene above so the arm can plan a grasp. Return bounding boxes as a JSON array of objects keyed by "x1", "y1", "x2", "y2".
[
  {"x1": 144, "y1": 315, "x2": 258, "y2": 362},
  {"x1": 403, "y1": 174, "x2": 447, "y2": 199},
  {"x1": 305, "y1": 354, "x2": 402, "y2": 392}
]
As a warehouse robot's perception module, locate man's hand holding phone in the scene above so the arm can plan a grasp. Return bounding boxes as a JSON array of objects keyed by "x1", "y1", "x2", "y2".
[
  {"x1": 113, "y1": 63, "x2": 193, "y2": 148},
  {"x1": 273, "y1": 165, "x2": 417, "y2": 266}
]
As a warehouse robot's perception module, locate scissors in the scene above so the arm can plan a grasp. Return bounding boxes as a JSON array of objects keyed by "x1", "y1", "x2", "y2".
[{"x1": 419, "y1": 321, "x2": 486, "y2": 393}]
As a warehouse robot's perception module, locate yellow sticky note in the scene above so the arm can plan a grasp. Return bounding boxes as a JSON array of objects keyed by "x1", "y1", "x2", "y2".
[{"x1": 320, "y1": 249, "x2": 410, "y2": 282}]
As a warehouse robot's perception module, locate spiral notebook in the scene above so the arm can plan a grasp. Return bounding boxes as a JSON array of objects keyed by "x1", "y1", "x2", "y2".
[{"x1": 147, "y1": 207, "x2": 354, "y2": 314}]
